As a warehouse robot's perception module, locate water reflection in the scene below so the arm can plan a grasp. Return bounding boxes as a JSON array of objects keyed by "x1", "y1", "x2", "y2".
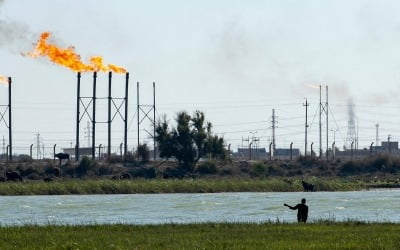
[{"x1": 0, "y1": 189, "x2": 399, "y2": 226}]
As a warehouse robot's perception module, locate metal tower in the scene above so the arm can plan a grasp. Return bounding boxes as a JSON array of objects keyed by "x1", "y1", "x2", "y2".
[{"x1": 345, "y1": 99, "x2": 356, "y2": 149}]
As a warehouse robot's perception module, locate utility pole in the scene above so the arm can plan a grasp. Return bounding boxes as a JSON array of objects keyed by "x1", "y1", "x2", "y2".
[
  {"x1": 303, "y1": 98, "x2": 309, "y2": 156},
  {"x1": 319, "y1": 85, "x2": 322, "y2": 158},
  {"x1": 271, "y1": 109, "x2": 276, "y2": 155}
]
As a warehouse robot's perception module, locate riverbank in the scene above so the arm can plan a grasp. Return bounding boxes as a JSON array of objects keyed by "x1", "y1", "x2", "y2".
[
  {"x1": 0, "y1": 178, "x2": 369, "y2": 195},
  {"x1": 1, "y1": 222, "x2": 399, "y2": 249}
]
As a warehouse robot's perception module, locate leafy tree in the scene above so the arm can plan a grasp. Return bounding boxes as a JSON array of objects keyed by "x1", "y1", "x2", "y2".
[{"x1": 155, "y1": 111, "x2": 226, "y2": 172}]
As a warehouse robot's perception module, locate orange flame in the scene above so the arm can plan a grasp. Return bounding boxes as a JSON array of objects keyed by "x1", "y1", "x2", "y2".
[
  {"x1": 27, "y1": 32, "x2": 127, "y2": 74},
  {"x1": 0, "y1": 75, "x2": 9, "y2": 85}
]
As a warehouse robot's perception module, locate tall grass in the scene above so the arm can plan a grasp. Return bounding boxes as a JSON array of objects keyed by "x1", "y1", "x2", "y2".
[
  {"x1": 0, "y1": 178, "x2": 366, "y2": 195},
  {"x1": 0, "y1": 222, "x2": 399, "y2": 249}
]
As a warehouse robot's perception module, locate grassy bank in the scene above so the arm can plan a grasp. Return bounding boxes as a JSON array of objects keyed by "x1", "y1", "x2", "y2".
[
  {"x1": 0, "y1": 178, "x2": 367, "y2": 195},
  {"x1": 0, "y1": 222, "x2": 399, "y2": 249}
]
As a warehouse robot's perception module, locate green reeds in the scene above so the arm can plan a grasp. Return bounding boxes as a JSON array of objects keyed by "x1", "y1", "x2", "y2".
[
  {"x1": 0, "y1": 222, "x2": 399, "y2": 249},
  {"x1": 0, "y1": 178, "x2": 366, "y2": 195}
]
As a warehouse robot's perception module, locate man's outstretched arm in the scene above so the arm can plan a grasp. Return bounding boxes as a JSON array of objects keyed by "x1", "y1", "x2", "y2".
[{"x1": 284, "y1": 203, "x2": 297, "y2": 210}]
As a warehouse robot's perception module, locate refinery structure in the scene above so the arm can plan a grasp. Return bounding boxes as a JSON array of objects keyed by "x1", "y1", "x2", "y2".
[{"x1": 1, "y1": 32, "x2": 399, "y2": 163}]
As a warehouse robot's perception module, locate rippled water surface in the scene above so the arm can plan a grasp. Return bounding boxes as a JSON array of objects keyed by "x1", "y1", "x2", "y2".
[{"x1": 0, "y1": 189, "x2": 399, "y2": 225}]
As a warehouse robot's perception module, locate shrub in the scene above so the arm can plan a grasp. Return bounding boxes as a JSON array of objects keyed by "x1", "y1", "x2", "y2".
[
  {"x1": 124, "y1": 152, "x2": 137, "y2": 164},
  {"x1": 339, "y1": 161, "x2": 360, "y2": 175},
  {"x1": 251, "y1": 161, "x2": 266, "y2": 176},
  {"x1": 109, "y1": 155, "x2": 123, "y2": 164},
  {"x1": 196, "y1": 160, "x2": 218, "y2": 175},
  {"x1": 267, "y1": 164, "x2": 285, "y2": 176},
  {"x1": 76, "y1": 157, "x2": 94, "y2": 176},
  {"x1": 17, "y1": 154, "x2": 32, "y2": 162},
  {"x1": 131, "y1": 167, "x2": 157, "y2": 178},
  {"x1": 98, "y1": 165, "x2": 114, "y2": 176},
  {"x1": 368, "y1": 156, "x2": 389, "y2": 172},
  {"x1": 16, "y1": 164, "x2": 40, "y2": 177},
  {"x1": 297, "y1": 155, "x2": 318, "y2": 168},
  {"x1": 162, "y1": 167, "x2": 187, "y2": 179},
  {"x1": 45, "y1": 166, "x2": 61, "y2": 177}
]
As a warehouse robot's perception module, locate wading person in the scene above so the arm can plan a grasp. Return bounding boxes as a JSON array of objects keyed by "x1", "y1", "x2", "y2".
[{"x1": 284, "y1": 198, "x2": 308, "y2": 223}]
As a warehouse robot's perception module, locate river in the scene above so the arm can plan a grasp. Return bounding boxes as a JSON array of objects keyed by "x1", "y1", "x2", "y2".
[{"x1": 0, "y1": 189, "x2": 399, "y2": 226}]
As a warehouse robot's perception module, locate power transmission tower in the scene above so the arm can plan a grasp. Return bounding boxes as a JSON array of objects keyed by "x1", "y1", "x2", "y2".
[
  {"x1": 271, "y1": 109, "x2": 277, "y2": 155},
  {"x1": 345, "y1": 99, "x2": 356, "y2": 149},
  {"x1": 35, "y1": 132, "x2": 41, "y2": 159},
  {"x1": 318, "y1": 85, "x2": 328, "y2": 159},
  {"x1": 84, "y1": 121, "x2": 91, "y2": 147},
  {"x1": 137, "y1": 82, "x2": 156, "y2": 160}
]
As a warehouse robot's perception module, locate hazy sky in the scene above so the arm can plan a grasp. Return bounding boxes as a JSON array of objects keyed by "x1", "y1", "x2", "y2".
[{"x1": 1, "y1": 0, "x2": 400, "y2": 157}]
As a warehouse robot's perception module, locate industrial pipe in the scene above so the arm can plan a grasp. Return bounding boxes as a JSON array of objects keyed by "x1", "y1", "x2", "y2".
[
  {"x1": 290, "y1": 142, "x2": 293, "y2": 161},
  {"x1": 30, "y1": 144, "x2": 33, "y2": 159},
  {"x1": 120, "y1": 142, "x2": 123, "y2": 162},
  {"x1": 6, "y1": 145, "x2": 9, "y2": 163},
  {"x1": 269, "y1": 142, "x2": 273, "y2": 161},
  {"x1": 311, "y1": 142, "x2": 314, "y2": 158},
  {"x1": 370, "y1": 142, "x2": 374, "y2": 157},
  {"x1": 53, "y1": 144, "x2": 56, "y2": 163},
  {"x1": 98, "y1": 144, "x2": 102, "y2": 160}
]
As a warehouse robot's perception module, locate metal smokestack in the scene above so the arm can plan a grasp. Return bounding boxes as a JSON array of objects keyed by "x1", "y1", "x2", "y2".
[
  {"x1": 107, "y1": 71, "x2": 112, "y2": 160},
  {"x1": 8, "y1": 77, "x2": 12, "y2": 161},
  {"x1": 124, "y1": 72, "x2": 129, "y2": 161},
  {"x1": 92, "y1": 71, "x2": 97, "y2": 160},
  {"x1": 75, "y1": 72, "x2": 81, "y2": 161}
]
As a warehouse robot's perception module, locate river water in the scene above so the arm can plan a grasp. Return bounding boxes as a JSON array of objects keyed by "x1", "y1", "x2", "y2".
[{"x1": 0, "y1": 189, "x2": 399, "y2": 226}]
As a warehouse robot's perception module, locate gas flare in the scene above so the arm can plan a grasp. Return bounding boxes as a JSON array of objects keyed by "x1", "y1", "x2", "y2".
[
  {"x1": 26, "y1": 32, "x2": 127, "y2": 74},
  {"x1": 0, "y1": 75, "x2": 9, "y2": 84}
]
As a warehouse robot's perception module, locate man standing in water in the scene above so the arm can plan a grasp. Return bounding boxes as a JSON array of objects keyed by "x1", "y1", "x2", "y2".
[{"x1": 284, "y1": 198, "x2": 308, "y2": 223}]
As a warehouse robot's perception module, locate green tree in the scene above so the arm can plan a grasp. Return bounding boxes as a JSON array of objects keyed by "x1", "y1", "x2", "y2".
[{"x1": 155, "y1": 111, "x2": 226, "y2": 172}]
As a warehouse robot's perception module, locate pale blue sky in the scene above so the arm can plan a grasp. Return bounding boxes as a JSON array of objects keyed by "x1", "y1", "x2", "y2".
[{"x1": 1, "y1": 0, "x2": 400, "y2": 156}]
